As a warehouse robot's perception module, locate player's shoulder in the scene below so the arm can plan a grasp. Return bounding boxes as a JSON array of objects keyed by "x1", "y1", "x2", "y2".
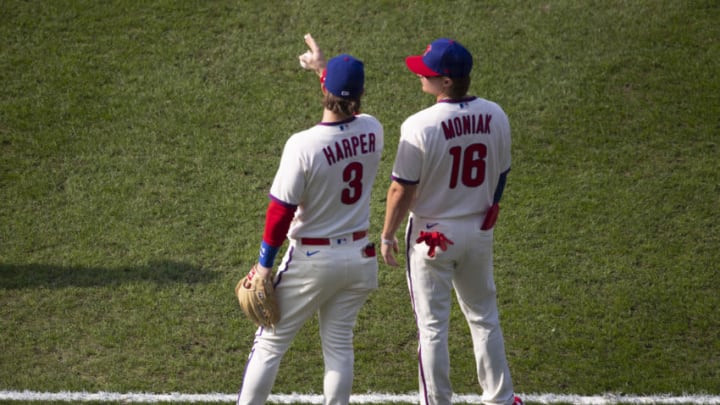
[
  {"x1": 402, "y1": 103, "x2": 442, "y2": 127},
  {"x1": 284, "y1": 125, "x2": 321, "y2": 149},
  {"x1": 355, "y1": 113, "x2": 383, "y2": 128},
  {"x1": 470, "y1": 97, "x2": 507, "y2": 115}
]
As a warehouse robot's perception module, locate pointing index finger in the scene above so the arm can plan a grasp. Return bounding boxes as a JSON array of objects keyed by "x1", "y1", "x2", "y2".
[{"x1": 304, "y1": 33, "x2": 320, "y2": 53}]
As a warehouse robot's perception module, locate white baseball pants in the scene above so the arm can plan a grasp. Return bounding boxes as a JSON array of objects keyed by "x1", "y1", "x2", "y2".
[
  {"x1": 406, "y1": 214, "x2": 515, "y2": 405},
  {"x1": 237, "y1": 237, "x2": 378, "y2": 405}
]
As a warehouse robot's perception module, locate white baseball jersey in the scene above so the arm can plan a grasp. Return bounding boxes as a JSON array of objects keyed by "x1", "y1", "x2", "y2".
[
  {"x1": 270, "y1": 114, "x2": 384, "y2": 238},
  {"x1": 238, "y1": 113, "x2": 384, "y2": 405},
  {"x1": 393, "y1": 96, "x2": 516, "y2": 405},
  {"x1": 392, "y1": 97, "x2": 510, "y2": 219}
]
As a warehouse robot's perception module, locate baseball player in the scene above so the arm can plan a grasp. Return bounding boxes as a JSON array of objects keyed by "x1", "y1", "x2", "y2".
[
  {"x1": 380, "y1": 38, "x2": 522, "y2": 405},
  {"x1": 236, "y1": 34, "x2": 384, "y2": 405}
]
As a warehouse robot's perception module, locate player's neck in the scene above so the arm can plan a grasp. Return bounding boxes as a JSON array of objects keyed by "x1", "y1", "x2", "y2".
[
  {"x1": 432, "y1": 89, "x2": 452, "y2": 102},
  {"x1": 322, "y1": 108, "x2": 354, "y2": 123},
  {"x1": 435, "y1": 93, "x2": 467, "y2": 102}
]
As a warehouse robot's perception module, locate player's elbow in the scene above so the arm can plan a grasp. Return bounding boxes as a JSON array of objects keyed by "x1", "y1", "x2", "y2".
[
  {"x1": 388, "y1": 181, "x2": 413, "y2": 198},
  {"x1": 387, "y1": 181, "x2": 416, "y2": 209}
]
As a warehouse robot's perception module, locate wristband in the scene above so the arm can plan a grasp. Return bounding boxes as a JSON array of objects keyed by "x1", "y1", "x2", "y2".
[
  {"x1": 258, "y1": 240, "x2": 280, "y2": 268},
  {"x1": 381, "y1": 239, "x2": 396, "y2": 246}
]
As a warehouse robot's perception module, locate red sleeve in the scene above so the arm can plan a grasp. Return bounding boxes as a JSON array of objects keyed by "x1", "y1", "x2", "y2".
[{"x1": 262, "y1": 199, "x2": 296, "y2": 247}]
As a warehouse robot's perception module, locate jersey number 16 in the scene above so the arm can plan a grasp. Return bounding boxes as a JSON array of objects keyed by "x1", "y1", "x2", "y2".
[{"x1": 448, "y1": 143, "x2": 487, "y2": 189}]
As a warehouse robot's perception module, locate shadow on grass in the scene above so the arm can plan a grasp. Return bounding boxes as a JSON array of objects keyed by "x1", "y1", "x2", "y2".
[{"x1": 0, "y1": 260, "x2": 218, "y2": 289}]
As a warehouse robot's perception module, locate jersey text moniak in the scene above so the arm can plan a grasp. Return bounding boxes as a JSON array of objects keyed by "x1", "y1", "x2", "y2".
[
  {"x1": 323, "y1": 133, "x2": 377, "y2": 166},
  {"x1": 442, "y1": 114, "x2": 492, "y2": 140}
]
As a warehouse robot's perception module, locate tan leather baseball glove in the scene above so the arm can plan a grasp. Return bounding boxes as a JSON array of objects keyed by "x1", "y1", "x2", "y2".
[{"x1": 235, "y1": 264, "x2": 280, "y2": 329}]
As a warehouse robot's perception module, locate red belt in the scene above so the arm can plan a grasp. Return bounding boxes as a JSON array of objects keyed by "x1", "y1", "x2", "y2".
[{"x1": 300, "y1": 231, "x2": 367, "y2": 246}]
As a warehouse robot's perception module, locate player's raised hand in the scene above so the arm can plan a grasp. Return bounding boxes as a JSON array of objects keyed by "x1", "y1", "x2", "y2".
[{"x1": 298, "y1": 33, "x2": 326, "y2": 75}]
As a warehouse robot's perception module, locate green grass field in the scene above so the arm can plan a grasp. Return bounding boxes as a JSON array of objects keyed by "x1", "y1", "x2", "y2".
[{"x1": 1, "y1": 1, "x2": 718, "y2": 404}]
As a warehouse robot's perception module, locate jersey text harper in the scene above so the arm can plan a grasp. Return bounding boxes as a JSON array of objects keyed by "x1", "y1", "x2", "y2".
[
  {"x1": 442, "y1": 114, "x2": 492, "y2": 140},
  {"x1": 322, "y1": 133, "x2": 377, "y2": 166}
]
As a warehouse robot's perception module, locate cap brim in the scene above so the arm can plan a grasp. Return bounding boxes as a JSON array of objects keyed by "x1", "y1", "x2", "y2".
[{"x1": 405, "y1": 55, "x2": 441, "y2": 77}]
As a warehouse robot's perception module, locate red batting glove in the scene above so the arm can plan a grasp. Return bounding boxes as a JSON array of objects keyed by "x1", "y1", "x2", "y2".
[
  {"x1": 481, "y1": 203, "x2": 500, "y2": 230},
  {"x1": 416, "y1": 231, "x2": 454, "y2": 258}
]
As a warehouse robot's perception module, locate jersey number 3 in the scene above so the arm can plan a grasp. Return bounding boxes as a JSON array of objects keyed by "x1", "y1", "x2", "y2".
[
  {"x1": 448, "y1": 143, "x2": 487, "y2": 189},
  {"x1": 341, "y1": 162, "x2": 363, "y2": 204}
]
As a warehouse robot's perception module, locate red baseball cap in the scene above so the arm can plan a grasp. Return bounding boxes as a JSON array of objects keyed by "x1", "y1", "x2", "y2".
[{"x1": 405, "y1": 38, "x2": 473, "y2": 78}]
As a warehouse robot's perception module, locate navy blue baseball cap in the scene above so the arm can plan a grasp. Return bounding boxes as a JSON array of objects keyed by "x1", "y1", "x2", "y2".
[
  {"x1": 405, "y1": 38, "x2": 473, "y2": 78},
  {"x1": 322, "y1": 54, "x2": 364, "y2": 98}
]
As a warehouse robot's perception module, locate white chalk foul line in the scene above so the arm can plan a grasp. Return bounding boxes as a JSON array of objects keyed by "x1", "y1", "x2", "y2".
[{"x1": 0, "y1": 391, "x2": 719, "y2": 404}]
